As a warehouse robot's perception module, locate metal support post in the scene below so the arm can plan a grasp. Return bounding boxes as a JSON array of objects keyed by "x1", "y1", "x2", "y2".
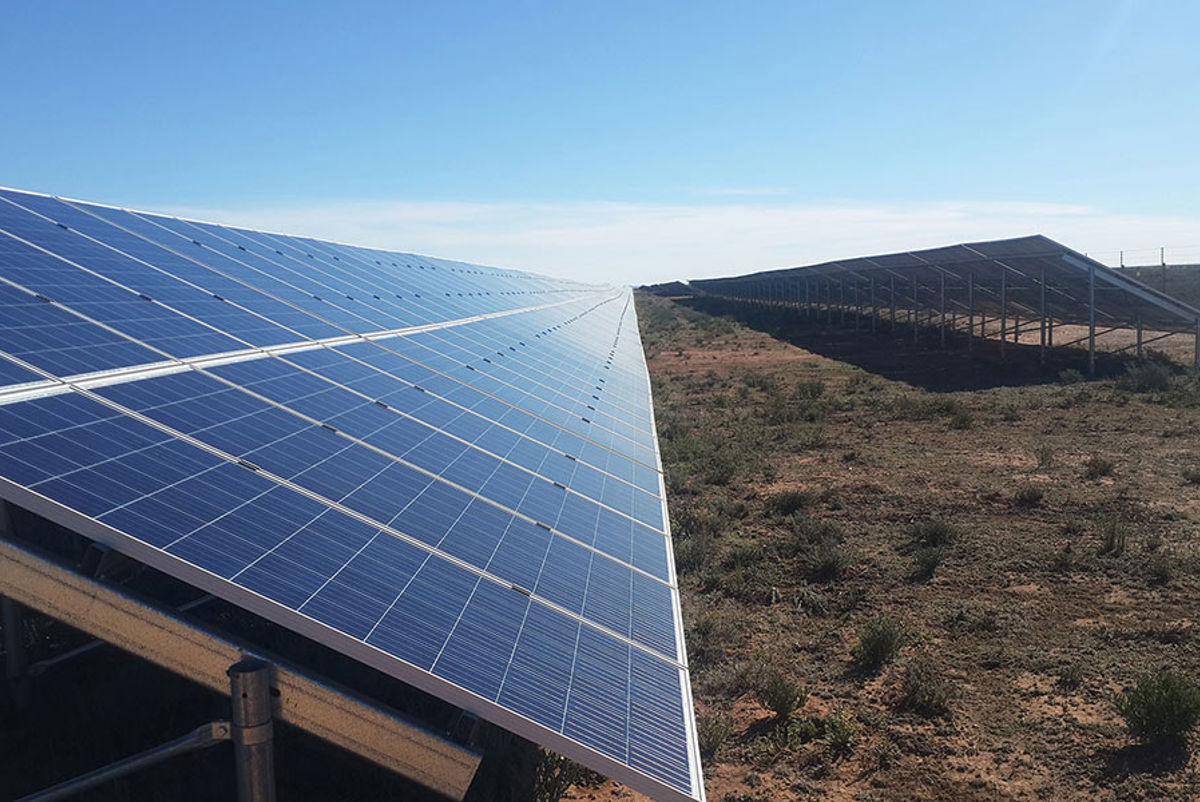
[
  {"x1": 912, "y1": 275, "x2": 919, "y2": 343},
  {"x1": 1013, "y1": 315, "x2": 1020, "y2": 343},
  {"x1": 1136, "y1": 318, "x2": 1143, "y2": 359},
  {"x1": 854, "y1": 282, "x2": 860, "y2": 332},
  {"x1": 839, "y1": 281, "x2": 846, "y2": 327},
  {"x1": 827, "y1": 280, "x2": 834, "y2": 326},
  {"x1": 889, "y1": 276, "x2": 896, "y2": 332},
  {"x1": 1039, "y1": 265, "x2": 1047, "y2": 365},
  {"x1": 967, "y1": 273, "x2": 975, "y2": 355},
  {"x1": 1088, "y1": 263, "x2": 1097, "y2": 375},
  {"x1": 1000, "y1": 272, "x2": 1007, "y2": 360},
  {"x1": 870, "y1": 278, "x2": 877, "y2": 333},
  {"x1": 3, "y1": 595, "x2": 29, "y2": 713},
  {"x1": 229, "y1": 658, "x2": 277, "y2": 802},
  {"x1": 939, "y1": 274, "x2": 946, "y2": 349},
  {"x1": 1, "y1": 501, "x2": 29, "y2": 715}
]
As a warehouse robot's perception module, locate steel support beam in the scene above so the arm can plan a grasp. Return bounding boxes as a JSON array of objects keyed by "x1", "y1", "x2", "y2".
[
  {"x1": 912, "y1": 275, "x2": 919, "y2": 343},
  {"x1": 1039, "y1": 265, "x2": 1047, "y2": 365},
  {"x1": 0, "y1": 539, "x2": 482, "y2": 800},
  {"x1": 16, "y1": 721, "x2": 232, "y2": 802},
  {"x1": 1000, "y1": 271, "x2": 1007, "y2": 360},
  {"x1": 1088, "y1": 263, "x2": 1097, "y2": 375},
  {"x1": 870, "y1": 278, "x2": 877, "y2": 333},
  {"x1": 967, "y1": 273, "x2": 975, "y2": 355},
  {"x1": 939, "y1": 274, "x2": 946, "y2": 349}
]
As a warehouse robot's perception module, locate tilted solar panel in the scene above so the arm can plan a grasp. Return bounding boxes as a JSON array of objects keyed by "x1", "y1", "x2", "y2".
[{"x1": 0, "y1": 187, "x2": 704, "y2": 801}]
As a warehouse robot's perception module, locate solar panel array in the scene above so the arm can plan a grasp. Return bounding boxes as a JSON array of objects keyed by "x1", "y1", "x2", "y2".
[
  {"x1": 693, "y1": 235, "x2": 1200, "y2": 334},
  {"x1": 0, "y1": 187, "x2": 704, "y2": 801}
]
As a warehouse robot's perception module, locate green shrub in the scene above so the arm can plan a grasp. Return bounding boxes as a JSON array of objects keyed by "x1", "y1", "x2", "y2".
[
  {"x1": 767, "y1": 490, "x2": 811, "y2": 517},
  {"x1": 894, "y1": 658, "x2": 952, "y2": 717},
  {"x1": 852, "y1": 615, "x2": 906, "y2": 674},
  {"x1": 911, "y1": 545, "x2": 945, "y2": 580},
  {"x1": 806, "y1": 543, "x2": 849, "y2": 582},
  {"x1": 1035, "y1": 444, "x2": 1056, "y2": 470},
  {"x1": 696, "y1": 711, "x2": 733, "y2": 760},
  {"x1": 949, "y1": 408, "x2": 974, "y2": 430},
  {"x1": 906, "y1": 520, "x2": 957, "y2": 549},
  {"x1": 1183, "y1": 467, "x2": 1200, "y2": 485},
  {"x1": 535, "y1": 751, "x2": 605, "y2": 802},
  {"x1": 1098, "y1": 522, "x2": 1127, "y2": 557},
  {"x1": 1116, "y1": 669, "x2": 1200, "y2": 744},
  {"x1": 1058, "y1": 368, "x2": 1085, "y2": 385},
  {"x1": 757, "y1": 670, "x2": 805, "y2": 723},
  {"x1": 1082, "y1": 455, "x2": 1116, "y2": 479},
  {"x1": 1117, "y1": 361, "x2": 1172, "y2": 393},
  {"x1": 1057, "y1": 662, "x2": 1085, "y2": 691},
  {"x1": 1148, "y1": 552, "x2": 1173, "y2": 585},
  {"x1": 822, "y1": 708, "x2": 857, "y2": 760},
  {"x1": 794, "y1": 379, "x2": 826, "y2": 400},
  {"x1": 1013, "y1": 485, "x2": 1044, "y2": 508}
]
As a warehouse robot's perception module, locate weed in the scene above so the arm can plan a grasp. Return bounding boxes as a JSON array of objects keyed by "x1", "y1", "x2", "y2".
[
  {"x1": 795, "y1": 582, "x2": 830, "y2": 616},
  {"x1": 1058, "y1": 368, "x2": 1085, "y2": 385},
  {"x1": 1057, "y1": 662, "x2": 1085, "y2": 691},
  {"x1": 1013, "y1": 485, "x2": 1045, "y2": 508},
  {"x1": 722, "y1": 542, "x2": 765, "y2": 571},
  {"x1": 906, "y1": 520, "x2": 957, "y2": 549},
  {"x1": 1082, "y1": 455, "x2": 1115, "y2": 479},
  {"x1": 767, "y1": 490, "x2": 811, "y2": 517},
  {"x1": 1097, "y1": 522, "x2": 1127, "y2": 557},
  {"x1": 822, "y1": 708, "x2": 858, "y2": 760},
  {"x1": 1116, "y1": 361, "x2": 1172, "y2": 393},
  {"x1": 911, "y1": 546, "x2": 945, "y2": 581},
  {"x1": 806, "y1": 543, "x2": 850, "y2": 582},
  {"x1": 1183, "y1": 467, "x2": 1200, "y2": 485},
  {"x1": 696, "y1": 711, "x2": 734, "y2": 760},
  {"x1": 1034, "y1": 444, "x2": 1056, "y2": 470},
  {"x1": 1147, "y1": 552, "x2": 1173, "y2": 585},
  {"x1": 536, "y1": 751, "x2": 605, "y2": 802},
  {"x1": 949, "y1": 407, "x2": 974, "y2": 430},
  {"x1": 852, "y1": 615, "x2": 907, "y2": 674},
  {"x1": 1000, "y1": 403, "x2": 1021, "y2": 422},
  {"x1": 1116, "y1": 669, "x2": 1200, "y2": 744},
  {"x1": 757, "y1": 670, "x2": 806, "y2": 723},
  {"x1": 894, "y1": 658, "x2": 953, "y2": 718},
  {"x1": 1050, "y1": 543, "x2": 1074, "y2": 573},
  {"x1": 794, "y1": 380, "x2": 826, "y2": 400}
]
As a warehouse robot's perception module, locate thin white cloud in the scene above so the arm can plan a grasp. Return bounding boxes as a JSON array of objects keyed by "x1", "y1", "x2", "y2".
[{"x1": 159, "y1": 198, "x2": 1200, "y2": 286}]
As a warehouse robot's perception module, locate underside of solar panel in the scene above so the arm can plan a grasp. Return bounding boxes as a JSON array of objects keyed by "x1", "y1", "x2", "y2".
[{"x1": 0, "y1": 187, "x2": 705, "y2": 801}]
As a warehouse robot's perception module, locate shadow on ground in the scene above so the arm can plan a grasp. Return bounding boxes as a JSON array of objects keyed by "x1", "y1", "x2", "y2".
[{"x1": 675, "y1": 295, "x2": 1135, "y2": 393}]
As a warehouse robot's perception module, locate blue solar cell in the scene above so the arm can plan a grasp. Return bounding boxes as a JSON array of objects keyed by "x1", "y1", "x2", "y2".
[{"x1": 0, "y1": 188, "x2": 700, "y2": 802}]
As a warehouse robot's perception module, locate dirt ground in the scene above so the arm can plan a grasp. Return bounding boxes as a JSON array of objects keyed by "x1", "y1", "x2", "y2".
[{"x1": 567, "y1": 293, "x2": 1200, "y2": 801}]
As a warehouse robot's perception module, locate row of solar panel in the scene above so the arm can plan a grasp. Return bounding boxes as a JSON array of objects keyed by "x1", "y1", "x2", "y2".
[
  {"x1": 0, "y1": 274, "x2": 664, "y2": 521},
  {"x1": 0, "y1": 387, "x2": 691, "y2": 792},
  {"x1": 0, "y1": 189, "x2": 698, "y2": 797},
  {"x1": 0, "y1": 193, "x2": 659, "y2": 474}
]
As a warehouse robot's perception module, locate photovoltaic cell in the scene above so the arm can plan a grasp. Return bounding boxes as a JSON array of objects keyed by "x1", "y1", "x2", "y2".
[{"x1": 0, "y1": 187, "x2": 702, "y2": 801}]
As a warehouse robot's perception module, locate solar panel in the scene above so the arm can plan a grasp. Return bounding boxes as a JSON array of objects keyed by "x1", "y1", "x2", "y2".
[{"x1": 0, "y1": 187, "x2": 704, "y2": 801}]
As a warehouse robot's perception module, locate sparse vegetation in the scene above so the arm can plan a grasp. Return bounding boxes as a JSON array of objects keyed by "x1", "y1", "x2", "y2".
[
  {"x1": 1116, "y1": 670, "x2": 1200, "y2": 745},
  {"x1": 1083, "y1": 454, "x2": 1116, "y2": 479},
  {"x1": 894, "y1": 658, "x2": 953, "y2": 718},
  {"x1": 852, "y1": 616, "x2": 906, "y2": 674},
  {"x1": 1013, "y1": 485, "x2": 1044, "y2": 508},
  {"x1": 697, "y1": 711, "x2": 734, "y2": 760},
  {"x1": 757, "y1": 671, "x2": 806, "y2": 723},
  {"x1": 1117, "y1": 361, "x2": 1172, "y2": 393}
]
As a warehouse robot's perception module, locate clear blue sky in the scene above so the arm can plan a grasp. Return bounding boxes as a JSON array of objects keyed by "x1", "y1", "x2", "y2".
[{"x1": 2, "y1": 1, "x2": 1198, "y2": 282}]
